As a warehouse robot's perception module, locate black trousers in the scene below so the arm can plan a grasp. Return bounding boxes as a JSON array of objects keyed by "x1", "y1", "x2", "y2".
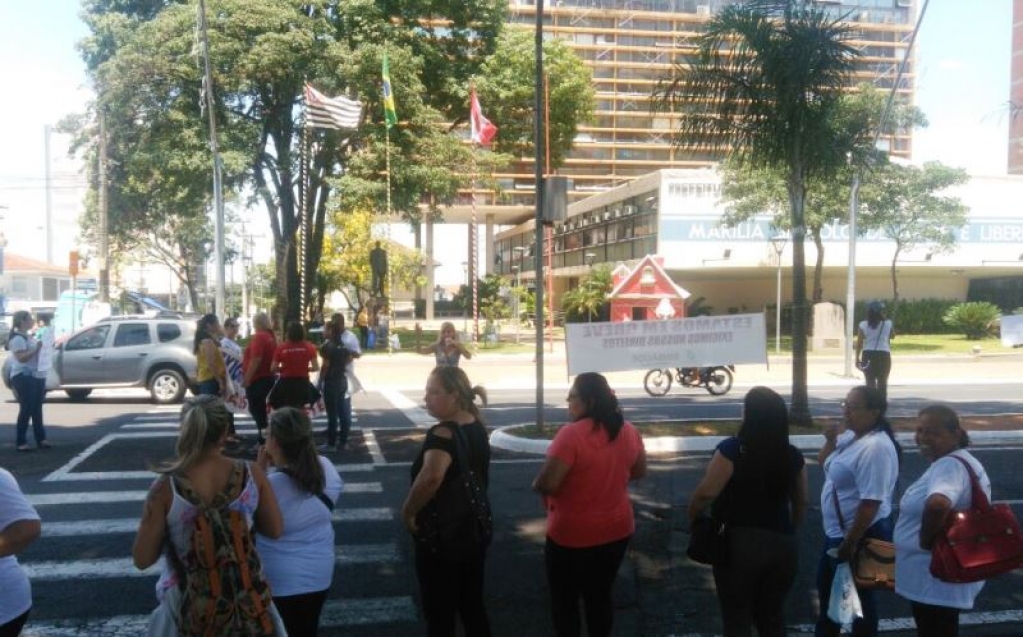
[
  {"x1": 0, "y1": 609, "x2": 30, "y2": 637},
  {"x1": 712, "y1": 526, "x2": 799, "y2": 637},
  {"x1": 861, "y1": 350, "x2": 892, "y2": 403},
  {"x1": 911, "y1": 601, "x2": 960, "y2": 637},
  {"x1": 245, "y1": 376, "x2": 275, "y2": 437},
  {"x1": 544, "y1": 535, "x2": 630, "y2": 637},
  {"x1": 274, "y1": 589, "x2": 329, "y2": 637},
  {"x1": 415, "y1": 548, "x2": 491, "y2": 637}
]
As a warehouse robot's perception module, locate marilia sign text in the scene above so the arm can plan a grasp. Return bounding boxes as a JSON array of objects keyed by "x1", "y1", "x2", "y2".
[{"x1": 565, "y1": 313, "x2": 768, "y2": 376}]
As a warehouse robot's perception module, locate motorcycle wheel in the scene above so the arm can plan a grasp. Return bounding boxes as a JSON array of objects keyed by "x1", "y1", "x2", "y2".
[
  {"x1": 643, "y1": 369, "x2": 673, "y2": 397},
  {"x1": 704, "y1": 366, "x2": 734, "y2": 395}
]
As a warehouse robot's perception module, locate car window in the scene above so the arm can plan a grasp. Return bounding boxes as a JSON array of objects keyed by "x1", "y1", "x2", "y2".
[
  {"x1": 157, "y1": 323, "x2": 182, "y2": 343},
  {"x1": 113, "y1": 323, "x2": 151, "y2": 348},
  {"x1": 65, "y1": 325, "x2": 111, "y2": 351}
]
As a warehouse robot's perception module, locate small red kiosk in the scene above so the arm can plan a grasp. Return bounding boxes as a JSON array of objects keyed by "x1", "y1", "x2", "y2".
[{"x1": 608, "y1": 255, "x2": 690, "y2": 322}]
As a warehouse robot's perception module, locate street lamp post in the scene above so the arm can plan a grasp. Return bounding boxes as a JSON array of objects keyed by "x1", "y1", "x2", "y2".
[{"x1": 770, "y1": 235, "x2": 788, "y2": 355}]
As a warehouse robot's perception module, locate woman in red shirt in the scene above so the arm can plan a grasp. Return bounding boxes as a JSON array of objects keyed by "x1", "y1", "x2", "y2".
[
  {"x1": 269, "y1": 322, "x2": 320, "y2": 410},
  {"x1": 532, "y1": 372, "x2": 647, "y2": 637}
]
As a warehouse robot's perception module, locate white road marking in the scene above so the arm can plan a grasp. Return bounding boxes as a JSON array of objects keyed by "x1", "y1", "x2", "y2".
[
  {"x1": 22, "y1": 597, "x2": 416, "y2": 636},
  {"x1": 789, "y1": 608, "x2": 1023, "y2": 633},
  {"x1": 41, "y1": 508, "x2": 392, "y2": 536},
  {"x1": 363, "y1": 430, "x2": 386, "y2": 465},
  {"x1": 24, "y1": 544, "x2": 400, "y2": 580},
  {"x1": 378, "y1": 388, "x2": 433, "y2": 427}
]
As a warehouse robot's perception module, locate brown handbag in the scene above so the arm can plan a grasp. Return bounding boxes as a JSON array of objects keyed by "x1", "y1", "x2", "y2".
[{"x1": 832, "y1": 488, "x2": 896, "y2": 590}]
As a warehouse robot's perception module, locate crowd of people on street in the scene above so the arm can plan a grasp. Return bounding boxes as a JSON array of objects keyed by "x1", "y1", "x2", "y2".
[{"x1": 0, "y1": 305, "x2": 1010, "y2": 637}]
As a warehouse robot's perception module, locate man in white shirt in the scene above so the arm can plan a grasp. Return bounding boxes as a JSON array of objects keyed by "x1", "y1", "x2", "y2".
[{"x1": 330, "y1": 313, "x2": 362, "y2": 448}]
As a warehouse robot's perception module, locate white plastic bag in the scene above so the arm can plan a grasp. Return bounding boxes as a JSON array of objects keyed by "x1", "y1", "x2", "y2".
[{"x1": 827, "y1": 562, "x2": 863, "y2": 626}]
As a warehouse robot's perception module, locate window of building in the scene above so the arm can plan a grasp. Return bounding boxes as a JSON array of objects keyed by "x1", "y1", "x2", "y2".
[{"x1": 11, "y1": 276, "x2": 29, "y2": 296}]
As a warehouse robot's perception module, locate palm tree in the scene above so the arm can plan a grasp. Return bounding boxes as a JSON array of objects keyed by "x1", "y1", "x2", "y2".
[{"x1": 655, "y1": 0, "x2": 860, "y2": 424}]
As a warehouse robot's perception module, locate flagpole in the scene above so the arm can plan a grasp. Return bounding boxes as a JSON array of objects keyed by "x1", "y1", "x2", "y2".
[
  {"x1": 385, "y1": 119, "x2": 393, "y2": 354},
  {"x1": 471, "y1": 141, "x2": 479, "y2": 348},
  {"x1": 299, "y1": 124, "x2": 310, "y2": 322}
]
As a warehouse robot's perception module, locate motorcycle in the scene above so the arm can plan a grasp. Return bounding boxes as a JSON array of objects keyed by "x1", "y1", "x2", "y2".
[{"x1": 643, "y1": 365, "x2": 735, "y2": 396}]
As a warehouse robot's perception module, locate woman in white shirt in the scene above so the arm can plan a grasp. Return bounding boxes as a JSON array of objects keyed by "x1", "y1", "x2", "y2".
[
  {"x1": 255, "y1": 407, "x2": 344, "y2": 637},
  {"x1": 8, "y1": 310, "x2": 49, "y2": 452},
  {"x1": 815, "y1": 385, "x2": 901, "y2": 637},
  {"x1": 895, "y1": 405, "x2": 990, "y2": 637},
  {"x1": 856, "y1": 301, "x2": 895, "y2": 403},
  {"x1": 0, "y1": 467, "x2": 42, "y2": 636}
]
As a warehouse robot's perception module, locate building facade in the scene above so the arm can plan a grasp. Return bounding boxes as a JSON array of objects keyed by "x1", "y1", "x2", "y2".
[
  {"x1": 475, "y1": 0, "x2": 917, "y2": 208},
  {"x1": 494, "y1": 169, "x2": 1023, "y2": 315},
  {"x1": 1011, "y1": 0, "x2": 1023, "y2": 174}
]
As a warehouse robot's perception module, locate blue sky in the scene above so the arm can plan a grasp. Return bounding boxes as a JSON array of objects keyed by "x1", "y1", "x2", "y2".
[{"x1": 0, "y1": 1, "x2": 1014, "y2": 280}]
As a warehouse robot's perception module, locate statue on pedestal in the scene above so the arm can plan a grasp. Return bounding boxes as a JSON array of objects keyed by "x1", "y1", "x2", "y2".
[{"x1": 370, "y1": 241, "x2": 388, "y2": 298}]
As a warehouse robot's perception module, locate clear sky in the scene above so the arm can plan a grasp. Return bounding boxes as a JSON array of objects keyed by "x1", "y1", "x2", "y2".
[{"x1": 0, "y1": 1, "x2": 1014, "y2": 282}]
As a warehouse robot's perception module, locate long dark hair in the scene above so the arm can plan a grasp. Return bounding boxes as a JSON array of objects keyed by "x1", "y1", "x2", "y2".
[
  {"x1": 193, "y1": 313, "x2": 219, "y2": 354},
  {"x1": 866, "y1": 302, "x2": 885, "y2": 329},
  {"x1": 269, "y1": 407, "x2": 326, "y2": 495},
  {"x1": 571, "y1": 372, "x2": 625, "y2": 441},
  {"x1": 850, "y1": 385, "x2": 903, "y2": 465},
  {"x1": 733, "y1": 386, "x2": 793, "y2": 492}
]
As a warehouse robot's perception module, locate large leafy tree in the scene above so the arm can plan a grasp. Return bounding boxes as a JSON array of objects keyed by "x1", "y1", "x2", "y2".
[
  {"x1": 75, "y1": 0, "x2": 507, "y2": 327},
  {"x1": 562, "y1": 265, "x2": 613, "y2": 322},
  {"x1": 654, "y1": 0, "x2": 861, "y2": 425},
  {"x1": 859, "y1": 161, "x2": 969, "y2": 304},
  {"x1": 719, "y1": 85, "x2": 927, "y2": 304}
]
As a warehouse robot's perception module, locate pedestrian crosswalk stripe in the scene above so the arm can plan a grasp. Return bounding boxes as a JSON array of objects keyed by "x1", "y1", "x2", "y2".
[
  {"x1": 28, "y1": 483, "x2": 382, "y2": 506},
  {"x1": 378, "y1": 388, "x2": 433, "y2": 427},
  {"x1": 42, "y1": 508, "x2": 394, "y2": 537},
  {"x1": 22, "y1": 596, "x2": 417, "y2": 636},
  {"x1": 24, "y1": 544, "x2": 401, "y2": 581}
]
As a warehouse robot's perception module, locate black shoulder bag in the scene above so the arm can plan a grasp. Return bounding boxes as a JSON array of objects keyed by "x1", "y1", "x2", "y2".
[
  {"x1": 414, "y1": 423, "x2": 493, "y2": 562},
  {"x1": 687, "y1": 453, "x2": 738, "y2": 566}
]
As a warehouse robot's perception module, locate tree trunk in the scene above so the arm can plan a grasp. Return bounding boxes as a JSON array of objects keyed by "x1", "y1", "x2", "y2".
[
  {"x1": 787, "y1": 172, "x2": 813, "y2": 426},
  {"x1": 890, "y1": 244, "x2": 901, "y2": 305}
]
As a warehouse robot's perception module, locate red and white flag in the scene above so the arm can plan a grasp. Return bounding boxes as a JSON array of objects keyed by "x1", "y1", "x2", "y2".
[{"x1": 470, "y1": 87, "x2": 497, "y2": 146}]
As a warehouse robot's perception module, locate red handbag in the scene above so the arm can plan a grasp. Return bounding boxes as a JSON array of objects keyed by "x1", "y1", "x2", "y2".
[{"x1": 929, "y1": 455, "x2": 1023, "y2": 583}]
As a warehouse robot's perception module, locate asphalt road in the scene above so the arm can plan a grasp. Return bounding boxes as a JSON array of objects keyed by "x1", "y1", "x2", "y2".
[{"x1": 2, "y1": 383, "x2": 1022, "y2": 636}]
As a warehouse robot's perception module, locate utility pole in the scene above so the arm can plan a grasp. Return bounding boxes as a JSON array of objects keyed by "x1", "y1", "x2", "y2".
[
  {"x1": 197, "y1": 0, "x2": 226, "y2": 320},
  {"x1": 98, "y1": 109, "x2": 110, "y2": 302},
  {"x1": 44, "y1": 125, "x2": 53, "y2": 265}
]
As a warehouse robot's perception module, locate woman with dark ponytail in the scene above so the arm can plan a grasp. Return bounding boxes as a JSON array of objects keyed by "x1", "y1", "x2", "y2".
[
  {"x1": 532, "y1": 372, "x2": 647, "y2": 637},
  {"x1": 255, "y1": 407, "x2": 343, "y2": 637}
]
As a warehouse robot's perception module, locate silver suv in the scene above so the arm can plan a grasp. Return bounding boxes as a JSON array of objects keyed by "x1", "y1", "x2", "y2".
[{"x1": 55, "y1": 316, "x2": 198, "y2": 403}]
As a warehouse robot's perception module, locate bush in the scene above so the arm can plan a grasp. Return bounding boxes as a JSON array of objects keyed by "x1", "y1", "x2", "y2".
[{"x1": 942, "y1": 302, "x2": 1002, "y2": 340}]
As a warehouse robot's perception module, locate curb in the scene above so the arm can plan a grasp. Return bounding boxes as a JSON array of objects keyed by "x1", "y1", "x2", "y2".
[{"x1": 489, "y1": 426, "x2": 1023, "y2": 456}]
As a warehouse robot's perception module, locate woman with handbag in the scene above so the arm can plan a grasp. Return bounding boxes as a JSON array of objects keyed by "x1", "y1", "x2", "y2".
[
  {"x1": 255, "y1": 407, "x2": 344, "y2": 637},
  {"x1": 688, "y1": 386, "x2": 808, "y2": 637},
  {"x1": 401, "y1": 366, "x2": 491, "y2": 637},
  {"x1": 815, "y1": 385, "x2": 901, "y2": 637},
  {"x1": 269, "y1": 321, "x2": 321, "y2": 410},
  {"x1": 856, "y1": 301, "x2": 895, "y2": 403},
  {"x1": 532, "y1": 372, "x2": 647, "y2": 637},
  {"x1": 894, "y1": 405, "x2": 990, "y2": 637},
  {"x1": 7, "y1": 310, "x2": 49, "y2": 452}
]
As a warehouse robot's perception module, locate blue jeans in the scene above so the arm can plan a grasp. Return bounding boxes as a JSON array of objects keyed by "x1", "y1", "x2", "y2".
[
  {"x1": 815, "y1": 516, "x2": 894, "y2": 637},
  {"x1": 13, "y1": 374, "x2": 46, "y2": 447},
  {"x1": 196, "y1": 379, "x2": 220, "y2": 395},
  {"x1": 322, "y1": 379, "x2": 349, "y2": 448}
]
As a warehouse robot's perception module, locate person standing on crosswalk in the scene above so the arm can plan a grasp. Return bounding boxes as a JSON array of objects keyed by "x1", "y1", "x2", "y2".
[
  {"x1": 243, "y1": 313, "x2": 278, "y2": 444},
  {"x1": 0, "y1": 466, "x2": 42, "y2": 636},
  {"x1": 402, "y1": 366, "x2": 492, "y2": 637},
  {"x1": 255, "y1": 407, "x2": 344, "y2": 637},
  {"x1": 132, "y1": 395, "x2": 286, "y2": 635}
]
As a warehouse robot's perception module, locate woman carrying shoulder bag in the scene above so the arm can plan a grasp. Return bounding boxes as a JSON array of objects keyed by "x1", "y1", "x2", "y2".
[
  {"x1": 894, "y1": 405, "x2": 991, "y2": 637},
  {"x1": 689, "y1": 386, "x2": 808, "y2": 637},
  {"x1": 856, "y1": 301, "x2": 895, "y2": 403},
  {"x1": 8, "y1": 310, "x2": 49, "y2": 451}
]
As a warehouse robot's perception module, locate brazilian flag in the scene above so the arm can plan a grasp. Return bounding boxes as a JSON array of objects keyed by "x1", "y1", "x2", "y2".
[{"x1": 382, "y1": 52, "x2": 397, "y2": 129}]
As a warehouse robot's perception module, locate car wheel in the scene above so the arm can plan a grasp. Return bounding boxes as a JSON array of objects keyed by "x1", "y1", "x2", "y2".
[
  {"x1": 150, "y1": 369, "x2": 186, "y2": 404},
  {"x1": 65, "y1": 389, "x2": 93, "y2": 401}
]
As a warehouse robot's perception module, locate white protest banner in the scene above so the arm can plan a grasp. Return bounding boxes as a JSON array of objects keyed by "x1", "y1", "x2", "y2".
[
  {"x1": 565, "y1": 313, "x2": 768, "y2": 376},
  {"x1": 1000, "y1": 314, "x2": 1023, "y2": 348}
]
